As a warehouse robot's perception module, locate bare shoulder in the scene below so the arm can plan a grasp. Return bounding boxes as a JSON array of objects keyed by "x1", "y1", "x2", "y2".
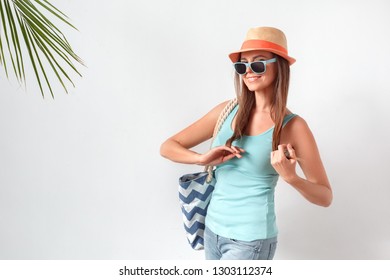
[
  {"x1": 212, "y1": 100, "x2": 232, "y2": 115},
  {"x1": 203, "y1": 100, "x2": 231, "y2": 124},
  {"x1": 287, "y1": 115, "x2": 310, "y2": 131},
  {"x1": 281, "y1": 115, "x2": 315, "y2": 146}
]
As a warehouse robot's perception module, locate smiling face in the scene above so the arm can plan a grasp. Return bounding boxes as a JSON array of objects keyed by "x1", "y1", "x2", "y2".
[{"x1": 239, "y1": 50, "x2": 277, "y2": 93}]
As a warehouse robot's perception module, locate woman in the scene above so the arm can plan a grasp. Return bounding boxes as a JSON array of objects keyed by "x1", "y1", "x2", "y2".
[{"x1": 160, "y1": 27, "x2": 332, "y2": 260}]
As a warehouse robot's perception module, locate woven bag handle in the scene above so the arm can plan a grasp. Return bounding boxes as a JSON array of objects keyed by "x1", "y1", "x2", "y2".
[{"x1": 205, "y1": 98, "x2": 238, "y2": 182}]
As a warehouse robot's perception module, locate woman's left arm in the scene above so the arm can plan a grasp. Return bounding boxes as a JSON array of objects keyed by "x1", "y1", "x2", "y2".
[{"x1": 271, "y1": 116, "x2": 333, "y2": 207}]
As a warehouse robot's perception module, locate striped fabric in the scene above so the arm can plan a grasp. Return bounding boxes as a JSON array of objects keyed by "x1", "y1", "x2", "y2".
[{"x1": 179, "y1": 171, "x2": 215, "y2": 250}]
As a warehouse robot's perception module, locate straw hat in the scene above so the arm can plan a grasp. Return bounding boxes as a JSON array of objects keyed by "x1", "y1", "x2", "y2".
[{"x1": 229, "y1": 27, "x2": 296, "y2": 65}]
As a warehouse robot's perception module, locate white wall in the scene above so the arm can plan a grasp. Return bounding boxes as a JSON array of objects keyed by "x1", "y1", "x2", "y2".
[{"x1": 0, "y1": 0, "x2": 389, "y2": 259}]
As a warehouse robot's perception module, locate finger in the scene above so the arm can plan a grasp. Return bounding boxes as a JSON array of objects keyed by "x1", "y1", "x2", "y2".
[
  {"x1": 287, "y1": 144, "x2": 296, "y2": 159},
  {"x1": 278, "y1": 144, "x2": 292, "y2": 160},
  {"x1": 270, "y1": 151, "x2": 277, "y2": 165},
  {"x1": 278, "y1": 144, "x2": 287, "y2": 152},
  {"x1": 277, "y1": 144, "x2": 288, "y2": 160},
  {"x1": 233, "y1": 147, "x2": 245, "y2": 157},
  {"x1": 217, "y1": 146, "x2": 243, "y2": 159},
  {"x1": 233, "y1": 146, "x2": 245, "y2": 153},
  {"x1": 230, "y1": 146, "x2": 243, "y2": 158},
  {"x1": 231, "y1": 146, "x2": 240, "y2": 154},
  {"x1": 217, "y1": 146, "x2": 236, "y2": 154},
  {"x1": 222, "y1": 153, "x2": 238, "y2": 162}
]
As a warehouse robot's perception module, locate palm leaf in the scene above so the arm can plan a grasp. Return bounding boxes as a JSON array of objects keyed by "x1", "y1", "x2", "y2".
[{"x1": 0, "y1": 0, "x2": 84, "y2": 98}]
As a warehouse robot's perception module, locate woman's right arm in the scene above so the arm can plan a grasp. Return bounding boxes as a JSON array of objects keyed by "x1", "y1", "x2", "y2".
[{"x1": 160, "y1": 101, "x2": 243, "y2": 165}]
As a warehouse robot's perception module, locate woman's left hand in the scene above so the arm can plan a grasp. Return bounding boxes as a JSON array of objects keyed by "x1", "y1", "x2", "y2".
[{"x1": 271, "y1": 144, "x2": 298, "y2": 183}]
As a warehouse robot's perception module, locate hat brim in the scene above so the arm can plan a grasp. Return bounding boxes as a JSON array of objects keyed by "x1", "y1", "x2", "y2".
[{"x1": 229, "y1": 48, "x2": 296, "y2": 65}]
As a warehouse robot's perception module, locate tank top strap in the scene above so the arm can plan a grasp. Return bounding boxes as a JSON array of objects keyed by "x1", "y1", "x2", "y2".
[
  {"x1": 221, "y1": 104, "x2": 238, "y2": 129},
  {"x1": 282, "y1": 113, "x2": 298, "y2": 127}
]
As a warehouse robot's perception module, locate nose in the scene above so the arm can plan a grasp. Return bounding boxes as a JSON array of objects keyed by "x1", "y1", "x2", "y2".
[{"x1": 245, "y1": 64, "x2": 253, "y2": 74}]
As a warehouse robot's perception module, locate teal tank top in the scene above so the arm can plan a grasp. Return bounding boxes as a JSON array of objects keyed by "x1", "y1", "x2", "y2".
[{"x1": 206, "y1": 105, "x2": 297, "y2": 241}]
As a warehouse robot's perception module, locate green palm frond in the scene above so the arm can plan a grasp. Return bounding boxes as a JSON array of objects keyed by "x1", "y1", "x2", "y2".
[{"x1": 0, "y1": 0, "x2": 84, "y2": 98}]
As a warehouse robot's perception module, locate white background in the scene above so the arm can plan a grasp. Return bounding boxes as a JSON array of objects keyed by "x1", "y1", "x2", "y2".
[{"x1": 0, "y1": 0, "x2": 389, "y2": 259}]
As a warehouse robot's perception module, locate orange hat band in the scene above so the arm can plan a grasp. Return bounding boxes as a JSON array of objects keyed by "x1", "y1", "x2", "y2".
[{"x1": 241, "y1": 40, "x2": 288, "y2": 55}]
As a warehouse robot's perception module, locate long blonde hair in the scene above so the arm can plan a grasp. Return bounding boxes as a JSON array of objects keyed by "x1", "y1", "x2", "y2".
[{"x1": 226, "y1": 55, "x2": 290, "y2": 151}]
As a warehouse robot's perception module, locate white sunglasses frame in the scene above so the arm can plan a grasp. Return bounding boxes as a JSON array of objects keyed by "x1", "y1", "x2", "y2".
[{"x1": 233, "y1": 58, "x2": 277, "y2": 75}]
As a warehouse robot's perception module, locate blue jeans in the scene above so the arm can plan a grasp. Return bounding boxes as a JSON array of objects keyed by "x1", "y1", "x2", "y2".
[{"x1": 204, "y1": 227, "x2": 277, "y2": 260}]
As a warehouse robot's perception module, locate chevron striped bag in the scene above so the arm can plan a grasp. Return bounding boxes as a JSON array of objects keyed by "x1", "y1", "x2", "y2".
[{"x1": 178, "y1": 99, "x2": 238, "y2": 250}]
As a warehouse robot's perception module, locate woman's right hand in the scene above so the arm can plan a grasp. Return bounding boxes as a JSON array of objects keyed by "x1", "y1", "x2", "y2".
[{"x1": 197, "y1": 146, "x2": 244, "y2": 166}]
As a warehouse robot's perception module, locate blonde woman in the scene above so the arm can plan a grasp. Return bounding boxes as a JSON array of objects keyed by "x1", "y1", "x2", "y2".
[{"x1": 160, "y1": 27, "x2": 332, "y2": 260}]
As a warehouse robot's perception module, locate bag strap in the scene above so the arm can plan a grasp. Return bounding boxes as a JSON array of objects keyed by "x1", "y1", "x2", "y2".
[{"x1": 205, "y1": 98, "x2": 238, "y2": 182}]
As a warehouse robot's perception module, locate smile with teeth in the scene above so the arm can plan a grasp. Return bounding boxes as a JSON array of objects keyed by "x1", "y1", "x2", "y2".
[{"x1": 246, "y1": 75, "x2": 262, "y2": 82}]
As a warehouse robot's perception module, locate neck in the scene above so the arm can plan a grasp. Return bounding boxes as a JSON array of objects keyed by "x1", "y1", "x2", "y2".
[{"x1": 253, "y1": 87, "x2": 273, "y2": 113}]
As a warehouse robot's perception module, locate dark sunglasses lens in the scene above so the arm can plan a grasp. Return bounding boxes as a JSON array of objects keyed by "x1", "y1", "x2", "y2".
[
  {"x1": 250, "y1": 62, "x2": 265, "y2": 74},
  {"x1": 234, "y1": 63, "x2": 247, "y2": 74}
]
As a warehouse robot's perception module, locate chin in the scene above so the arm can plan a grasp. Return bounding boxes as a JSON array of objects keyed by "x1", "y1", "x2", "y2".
[
  {"x1": 244, "y1": 80, "x2": 274, "y2": 92},
  {"x1": 246, "y1": 84, "x2": 266, "y2": 92}
]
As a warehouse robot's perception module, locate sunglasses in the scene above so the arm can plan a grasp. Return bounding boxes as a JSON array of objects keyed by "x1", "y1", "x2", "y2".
[{"x1": 233, "y1": 58, "x2": 277, "y2": 75}]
